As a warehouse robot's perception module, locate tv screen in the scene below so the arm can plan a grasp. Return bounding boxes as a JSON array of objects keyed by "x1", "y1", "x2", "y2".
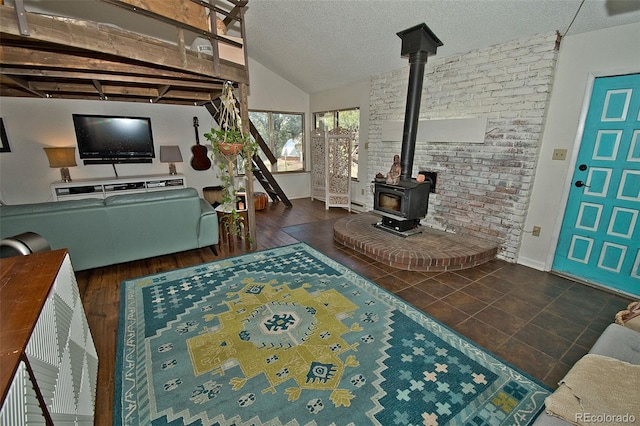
[{"x1": 73, "y1": 114, "x2": 155, "y2": 164}]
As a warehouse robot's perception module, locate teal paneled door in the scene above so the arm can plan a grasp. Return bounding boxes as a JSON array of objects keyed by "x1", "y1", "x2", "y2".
[{"x1": 553, "y1": 74, "x2": 640, "y2": 297}]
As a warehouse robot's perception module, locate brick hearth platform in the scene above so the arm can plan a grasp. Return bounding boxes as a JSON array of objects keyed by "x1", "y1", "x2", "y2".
[{"x1": 334, "y1": 213, "x2": 498, "y2": 271}]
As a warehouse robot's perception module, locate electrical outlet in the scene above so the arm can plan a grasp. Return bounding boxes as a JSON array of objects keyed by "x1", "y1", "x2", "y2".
[
  {"x1": 552, "y1": 149, "x2": 567, "y2": 161},
  {"x1": 532, "y1": 226, "x2": 541, "y2": 237}
]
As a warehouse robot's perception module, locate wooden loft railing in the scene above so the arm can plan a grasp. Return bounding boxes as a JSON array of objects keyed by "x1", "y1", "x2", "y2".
[{"x1": 0, "y1": 0, "x2": 249, "y2": 105}]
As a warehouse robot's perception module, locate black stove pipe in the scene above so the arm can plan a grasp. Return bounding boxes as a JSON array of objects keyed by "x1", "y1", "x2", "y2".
[
  {"x1": 396, "y1": 24, "x2": 442, "y2": 181},
  {"x1": 400, "y1": 50, "x2": 428, "y2": 181}
]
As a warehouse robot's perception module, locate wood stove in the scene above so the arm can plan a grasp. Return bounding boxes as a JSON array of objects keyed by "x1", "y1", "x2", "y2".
[
  {"x1": 374, "y1": 23, "x2": 442, "y2": 236},
  {"x1": 374, "y1": 180, "x2": 431, "y2": 232}
]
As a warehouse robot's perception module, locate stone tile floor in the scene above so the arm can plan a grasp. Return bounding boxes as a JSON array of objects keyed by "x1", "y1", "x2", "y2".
[{"x1": 283, "y1": 217, "x2": 633, "y2": 389}]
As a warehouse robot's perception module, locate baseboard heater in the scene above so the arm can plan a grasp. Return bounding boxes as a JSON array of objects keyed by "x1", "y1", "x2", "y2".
[{"x1": 350, "y1": 201, "x2": 366, "y2": 212}]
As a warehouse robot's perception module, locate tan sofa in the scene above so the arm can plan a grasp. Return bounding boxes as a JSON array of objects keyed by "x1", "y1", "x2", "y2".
[{"x1": 534, "y1": 301, "x2": 640, "y2": 425}]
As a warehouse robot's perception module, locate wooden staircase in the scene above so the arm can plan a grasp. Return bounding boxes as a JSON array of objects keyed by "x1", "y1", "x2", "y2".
[{"x1": 205, "y1": 100, "x2": 292, "y2": 207}]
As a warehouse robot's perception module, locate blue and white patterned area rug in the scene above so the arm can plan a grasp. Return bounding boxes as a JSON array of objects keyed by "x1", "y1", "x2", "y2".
[{"x1": 115, "y1": 243, "x2": 550, "y2": 425}]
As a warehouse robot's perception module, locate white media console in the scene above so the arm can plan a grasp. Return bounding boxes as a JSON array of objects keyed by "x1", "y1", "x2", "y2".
[{"x1": 51, "y1": 174, "x2": 186, "y2": 201}]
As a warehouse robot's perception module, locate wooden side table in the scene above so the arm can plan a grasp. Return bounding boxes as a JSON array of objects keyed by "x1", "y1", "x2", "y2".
[{"x1": 215, "y1": 205, "x2": 249, "y2": 249}]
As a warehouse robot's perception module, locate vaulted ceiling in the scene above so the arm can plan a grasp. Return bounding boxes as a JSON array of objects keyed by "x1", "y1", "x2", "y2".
[{"x1": 243, "y1": 0, "x2": 640, "y2": 93}]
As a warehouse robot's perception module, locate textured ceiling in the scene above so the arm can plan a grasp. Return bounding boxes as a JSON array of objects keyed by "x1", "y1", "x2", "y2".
[{"x1": 243, "y1": 0, "x2": 640, "y2": 93}]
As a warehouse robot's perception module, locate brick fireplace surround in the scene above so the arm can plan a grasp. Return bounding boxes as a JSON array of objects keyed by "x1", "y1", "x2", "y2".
[
  {"x1": 366, "y1": 32, "x2": 559, "y2": 262},
  {"x1": 334, "y1": 213, "x2": 498, "y2": 271}
]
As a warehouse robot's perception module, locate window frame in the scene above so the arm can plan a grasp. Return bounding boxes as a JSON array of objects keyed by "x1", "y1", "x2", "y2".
[
  {"x1": 312, "y1": 107, "x2": 360, "y2": 181},
  {"x1": 243, "y1": 109, "x2": 306, "y2": 175}
]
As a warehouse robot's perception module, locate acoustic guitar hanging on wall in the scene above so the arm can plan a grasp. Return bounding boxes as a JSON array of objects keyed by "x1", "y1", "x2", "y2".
[{"x1": 190, "y1": 117, "x2": 212, "y2": 171}]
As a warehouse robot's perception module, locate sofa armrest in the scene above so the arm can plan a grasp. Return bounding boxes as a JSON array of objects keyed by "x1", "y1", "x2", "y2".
[
  {"x1": 589, "y1": 323, "x2": 640, "y2": 364},
  {"x1": 198, "y1": 199, "x2": 218, "y2": 247}
]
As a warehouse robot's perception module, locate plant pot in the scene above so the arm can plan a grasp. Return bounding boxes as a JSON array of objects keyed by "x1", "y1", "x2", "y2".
[{"x1": 218, "y1": 143, "x2": 245, "y2": 156}]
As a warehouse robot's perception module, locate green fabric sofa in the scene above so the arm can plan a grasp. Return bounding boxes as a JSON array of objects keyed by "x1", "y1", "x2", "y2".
[{"x1": 0, "y1": 188, "x2": 218, "y2": 271}]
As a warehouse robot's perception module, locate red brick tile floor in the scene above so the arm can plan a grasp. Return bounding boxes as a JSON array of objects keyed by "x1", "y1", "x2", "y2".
[{"x1": 279, "y1": 205, "x2": 633, "y2": 389}]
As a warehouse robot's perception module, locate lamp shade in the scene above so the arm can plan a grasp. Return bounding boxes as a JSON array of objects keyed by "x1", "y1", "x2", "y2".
[
  {"x1": 44, "y1": 147, "x2": 77, "y2": 168},
  {"x1": 160, "y1": 145, "x2": 183, "y2": 163}
]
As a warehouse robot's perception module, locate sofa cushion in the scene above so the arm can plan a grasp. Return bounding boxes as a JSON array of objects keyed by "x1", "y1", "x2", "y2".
[
  {"x1": 544, "y1": 354, "x2": 640, "y2": 425},
  {"x1": 0, "y1": 203, "x2": 115, "y2": 270},
  {"x1": 105, "y1": 188, "x2": 198, "y2": 205},
  {"x1": 104, "y1": 188, "x2": 203, "y2": 263},
  {"x1": 589, "y1": 323, "x2": 640, "y2": 364},
  {"x1": 0, "y1": 198, "x2": 104, "y2": 216},
  {"x1": 534, "y1": 323, "x2": 640, "y2": 426}
]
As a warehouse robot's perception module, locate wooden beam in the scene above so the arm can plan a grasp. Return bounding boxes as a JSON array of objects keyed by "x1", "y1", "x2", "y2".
[
  {"x1": 225, "y1": 0, "x2": 248, "y2": 8},
  {"x1": 95, "y1": 0, "x2": 242, "y2": 47},
  {"x1": 0, "y1": 6, "x2": 244, "y2": 79},
  {"x1": 13, "y1": 0, "x2": 29, "y2": 36},
  {"x1": 0, "y1": 45, "x2": 216, "y2": 81},
  {"x1": 92, "y1": 80, "x2": 105, "y2": 98},
  {"x1": 102, "y1": 0, "x2": 209, "y2": 33},
  {"x1": 29, "y1": 81, "x2": 101, "y2": 95},
  {"x1": 222, "y1": 5, "x2": 243, "y2": 27},
  {"x1": 1, "y1": 67, "x2": 224, "y2": 90},
  {"x1": 156, "y1": 89, "x2": 215, "y2": 101},
  {"x1": 1, "y1": 73, "x2": 45, "y2": 98},
  {"x1": 153, "y1": 85, "x2": 171, "y2": 103},
  {"x1": 28, "y1": 81, "x2": 217, "y2": 101},
  {"x1": 239, "y1": 82, "x2": 256, "y2": 251},
  {"x1": 177, "y1": 28, "x2": 188, "y2": 68},
  {"x1": 238, "y1": 5, "x2": 249, "y2": 79}
]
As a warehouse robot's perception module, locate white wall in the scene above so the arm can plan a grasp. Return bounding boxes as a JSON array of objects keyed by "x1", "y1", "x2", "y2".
[
  {"x1": 519, "y1": 22, "x2": 640, "y2": 270},
  {"x1": 246, "y1": 58, "x2": 311, "y2": 200},
  {"x1": 0, "y1": 57, "x2": 310, "y2": 204},
  {"x1": 0, "y1": 98, "x2": 217, "y2": 204},
  {"x1": 309, "y1": 79, "x2": 371, "y2": 206}
]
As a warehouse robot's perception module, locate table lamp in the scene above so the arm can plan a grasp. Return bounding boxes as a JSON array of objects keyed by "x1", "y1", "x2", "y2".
[
  {"x1": 160, "y1": 145, "x2": 183, "y2": 175},
  {"x1": 44, "y1": 146, "x2": 77, "y2": 182}
]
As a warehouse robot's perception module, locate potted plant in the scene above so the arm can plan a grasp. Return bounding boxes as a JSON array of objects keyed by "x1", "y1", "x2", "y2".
[{"x1": 204, "y1": 81, "x2": 257, "y2": 240}]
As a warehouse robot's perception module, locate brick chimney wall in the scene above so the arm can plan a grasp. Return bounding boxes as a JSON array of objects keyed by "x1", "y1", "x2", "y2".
[{"x1": 367, "y1": 32, "x2": 558, "y2": 261}]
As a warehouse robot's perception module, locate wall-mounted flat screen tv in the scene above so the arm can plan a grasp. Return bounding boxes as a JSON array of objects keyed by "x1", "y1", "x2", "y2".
[{"x1": 73, "y1": 114, "x2": 155, "y2": 164}]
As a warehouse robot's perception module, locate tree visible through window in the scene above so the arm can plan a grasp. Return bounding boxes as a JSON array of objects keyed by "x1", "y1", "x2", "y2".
[
  {"x1": 313, "y1": 108, "x2": 359, "y2": 179},
  {"x1": 248, "y1": 111, "x2": 304, "y2": 173}
]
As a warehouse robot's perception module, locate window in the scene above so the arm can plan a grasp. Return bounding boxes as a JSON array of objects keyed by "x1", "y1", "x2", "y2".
[
  {"x1": 248, "y1": 110, "x2": 305, "y2": 173},
  {"x1": 313, "y1": 108, "x2": 360, "y2": 179}
]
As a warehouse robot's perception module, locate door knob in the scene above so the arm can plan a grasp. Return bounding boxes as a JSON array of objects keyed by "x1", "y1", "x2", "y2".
[
  {"x1": 578, "y1": 164, "x2": 588, "y2": 171},
  {"x1": 575, "y1": 180, "x2": 589, "y2": 188}
]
